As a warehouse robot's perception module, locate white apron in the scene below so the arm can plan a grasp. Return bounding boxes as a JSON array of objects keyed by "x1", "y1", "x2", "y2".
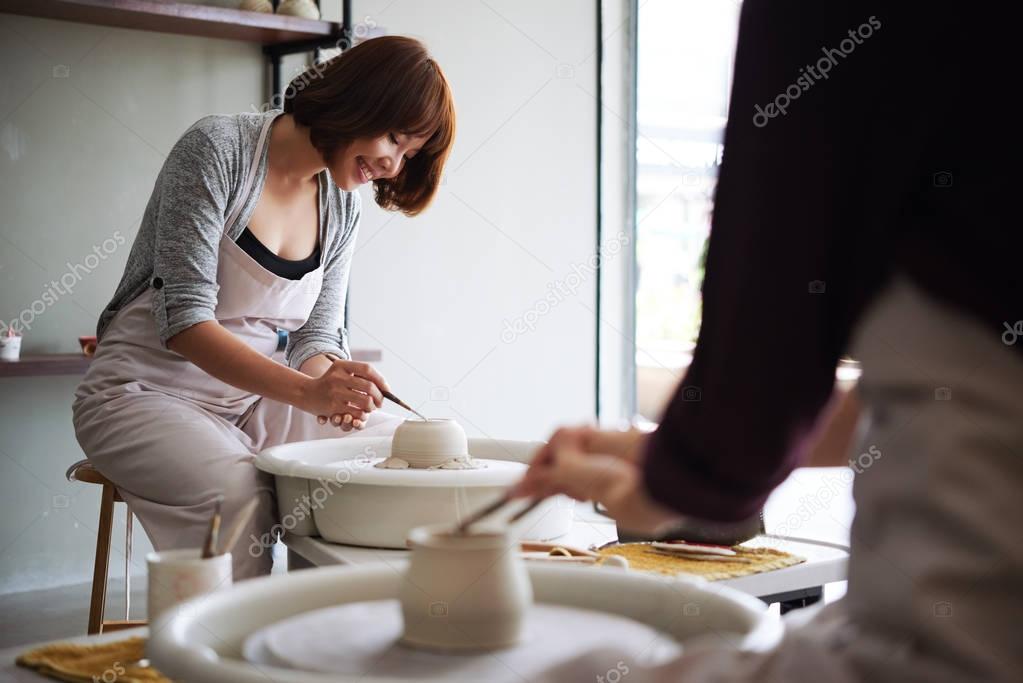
[{"x1": 73, "y1": 115, "x2": 398, "y2": 579}]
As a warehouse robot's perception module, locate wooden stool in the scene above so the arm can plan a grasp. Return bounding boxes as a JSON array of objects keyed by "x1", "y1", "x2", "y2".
[{"x1": 65, "y1": 459, "x2": 147, "y2": 634}]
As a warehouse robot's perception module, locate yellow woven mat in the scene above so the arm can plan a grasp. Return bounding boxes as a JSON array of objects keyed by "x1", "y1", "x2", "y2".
[
  {"x1": 598, "y1": 543, "x2": 805, "y2": 581},
  {"x1": 16, "y1": 636, "x2": 170, "y2": 683}
]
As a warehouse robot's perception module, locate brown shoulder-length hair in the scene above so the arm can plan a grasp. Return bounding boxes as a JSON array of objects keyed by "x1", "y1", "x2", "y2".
[{"x1": 284, "y1": 36, "x2": 455, "y2": 216}]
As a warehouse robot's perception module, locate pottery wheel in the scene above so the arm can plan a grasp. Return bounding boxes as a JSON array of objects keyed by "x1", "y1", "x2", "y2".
[{"x1": 243, "y1": 600, "x2": 682, "y2": 680}]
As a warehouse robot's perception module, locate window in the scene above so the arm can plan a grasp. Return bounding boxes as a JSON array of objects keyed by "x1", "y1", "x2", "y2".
[{"x1": 633, "y1": 0, "x2": 742, "y2": 421}]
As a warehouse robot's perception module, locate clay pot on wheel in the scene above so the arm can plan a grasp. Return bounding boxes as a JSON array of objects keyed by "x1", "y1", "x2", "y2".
[
  {"x1": 391, "y1": 419, "x2": 469, "y2": 468},
  {"x1": 400, "y1": 524, "x2": 532, "y2": 651}
]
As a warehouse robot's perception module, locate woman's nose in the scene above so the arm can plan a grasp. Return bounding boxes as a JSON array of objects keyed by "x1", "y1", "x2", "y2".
[{"x1": 378, "y1": 154, "x2": 401, "y2": 179}]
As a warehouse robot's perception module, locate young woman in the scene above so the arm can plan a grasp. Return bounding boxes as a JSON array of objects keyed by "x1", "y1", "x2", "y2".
[{"x1": 72, "y1": 36, "x2": 455, "y2": 579}]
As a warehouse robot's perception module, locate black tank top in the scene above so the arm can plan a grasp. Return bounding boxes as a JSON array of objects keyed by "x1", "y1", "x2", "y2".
[{"x1": 236, "y1": 227, "x2": 320, "y2": 280}]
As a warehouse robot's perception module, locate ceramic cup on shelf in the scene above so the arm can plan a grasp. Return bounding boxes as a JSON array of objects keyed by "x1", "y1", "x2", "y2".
[
  {"x1": 147, "y1": 549, "x2": 232, "y2": 624},
  {"x1": 400, "y1": 524, "x2": 532, "y2": 651},
  {"x1": 0, "y1": 334, "x2": 21, "y2": 361},
  {"x1": 238, "y1": 0, "x2": 273, "y2": 13},
  {"x1": 78, "y1": 335, "x2": 97, "y2": 357},
  {"x1": 277, "y1": 0, "x2": 320, "y2": 20}
]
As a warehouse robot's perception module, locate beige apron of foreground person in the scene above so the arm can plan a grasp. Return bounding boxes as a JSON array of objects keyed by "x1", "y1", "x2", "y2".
[
  {"x1": 535, "y1": 278, "x2": 1022, "y2": 682},
  {"x1": 73, "y1": 115, "x2": 399, "y2": 579}
]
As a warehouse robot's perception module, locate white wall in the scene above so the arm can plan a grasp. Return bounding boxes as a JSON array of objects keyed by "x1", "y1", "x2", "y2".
[
  {"x1": 0, "y1": 0, "x2": 597, "y2": 593},
  {"x1": 0, "y1": 13, "x2": 265, "y2": 594},
  {"x1": 346, "y1": 0, "x2": 598, "y2": 441}
]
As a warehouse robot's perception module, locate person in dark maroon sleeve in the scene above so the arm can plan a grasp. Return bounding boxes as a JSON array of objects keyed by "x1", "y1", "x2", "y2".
[{"x1": 519, "y1": 1, "x2": 1021, "y2": 680}]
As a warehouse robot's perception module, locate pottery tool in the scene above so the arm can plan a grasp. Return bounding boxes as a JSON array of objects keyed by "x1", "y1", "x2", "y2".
[
  {"x1": 380, "y1": 390, "x2": 428, "y2": 421},
  {"x1": 651, "y1": 540, "x2": 738, "y2": 557},
  {"x1": 650, "y1": 548, "x2": 753, "y2": 563},
  {"x1": 323, "y1": 353, "x2": 427, "y2": 420},
  {"x1": 455, "y1": 495, "x2": 545, "y2": 534},
  {"x1": 520, "y1": 541, "x2": 599, "y2": 558},
  {"x1": 508, "y1": 497, "x2": 544, "y2": 523},
  {"x1": 218, "y1": 498, "x2": 260, "y2": 557},
  {"x1": 521, "y1": 553, "x2": 598, "y2": 564},
  {"x1": 455, "y1": 493, "x2": 512, "y2": 534},
  {"x1": 201, "y1": 495, "x2": 223, "y2": 559},
  {"x1": 520, "y1": 543, "x2": 629, "y2": 568}
]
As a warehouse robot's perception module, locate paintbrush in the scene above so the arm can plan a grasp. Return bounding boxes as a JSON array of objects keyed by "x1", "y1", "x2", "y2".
[
  {"x1": 218, "y1": 498, "x2": 260, "y2": 557},
  {"x1": 323, "y1": 352, "x2": 427, "y2": 420},
  {"x1": 201, "y1": 494, "x2": 223, "y2": 559}
]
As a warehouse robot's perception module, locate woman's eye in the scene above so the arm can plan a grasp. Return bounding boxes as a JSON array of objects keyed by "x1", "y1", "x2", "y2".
[{"x1": 389, "y1": 133, "x2": 399, "y2": 145}]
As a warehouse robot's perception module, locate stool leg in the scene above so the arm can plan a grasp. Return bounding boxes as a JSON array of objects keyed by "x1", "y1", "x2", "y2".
[
  {"x1": 88, "y1": 484, "x2": 116, "y2": 635},
  {"x1": 124, "y1": 509, "x2": 133, "y2": 621}
]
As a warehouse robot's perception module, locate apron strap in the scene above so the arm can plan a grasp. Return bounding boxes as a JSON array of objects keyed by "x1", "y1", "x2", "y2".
[{"x1": 223, "y1": 114, "x2": 278, "y2": 234}]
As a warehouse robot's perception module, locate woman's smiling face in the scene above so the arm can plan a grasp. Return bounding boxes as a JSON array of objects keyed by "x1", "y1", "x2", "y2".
[{"x1": 330, "y1": 131, "x2": 430, "y2": 191}]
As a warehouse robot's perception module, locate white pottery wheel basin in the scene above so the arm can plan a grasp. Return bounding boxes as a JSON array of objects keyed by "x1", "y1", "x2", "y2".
[
  {"x1": 149, "y1": 562, "x2": 784, "y2": 683},
  {"x1": 254, "y1": 437, "x2": 574, "y2": 548}
]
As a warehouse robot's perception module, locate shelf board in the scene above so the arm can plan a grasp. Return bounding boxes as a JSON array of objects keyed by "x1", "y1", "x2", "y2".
[
  {"x1": 0, "y1": 349, "x2": 383, "y2": 378},
  {"x1": 0, "y1": 0, "x2": 342, "y2": 44}
]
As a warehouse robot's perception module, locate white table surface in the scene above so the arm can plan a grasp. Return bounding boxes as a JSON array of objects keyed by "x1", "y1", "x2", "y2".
[{"x1": 284, "y1": 503, "x2": 849, "y2": 601}]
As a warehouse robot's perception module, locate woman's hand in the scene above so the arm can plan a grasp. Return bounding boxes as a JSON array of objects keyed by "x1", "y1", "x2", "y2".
[
  {"x1": 300, "y1": 358, "x2": 389, "y2": 432},
  {"x1": 511, "y1": 425, "x2": 681, "y2": 536}
]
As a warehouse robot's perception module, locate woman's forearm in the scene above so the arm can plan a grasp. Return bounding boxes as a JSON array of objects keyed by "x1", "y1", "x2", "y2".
[
  {"x1": 167, "y1": 321, "x2": 313, "y2": 409},
  {"x1": 298, "y1": 353, "x2": 333, "y2": 378},
  {"x1": 802, "y1": 387, "x2": 862, "y2": 467}
]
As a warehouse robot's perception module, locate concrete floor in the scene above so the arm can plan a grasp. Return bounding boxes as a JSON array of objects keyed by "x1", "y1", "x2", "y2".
[
  {"x1": 0, "y1": 542, "x2": 288, "y2": 650},
  {"x1": 0, "y1": 580, "x2": 146, "y2": 650}
]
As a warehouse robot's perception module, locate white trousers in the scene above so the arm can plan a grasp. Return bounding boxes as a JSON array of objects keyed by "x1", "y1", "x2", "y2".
[{"x1": 73, "y1": 385, "x2": 399, "y2": 580}]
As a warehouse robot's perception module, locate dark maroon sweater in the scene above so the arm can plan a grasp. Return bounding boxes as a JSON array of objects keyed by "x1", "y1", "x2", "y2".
[{"x1": 642, "y1": 1, "x2": 1020, "y2": 521}]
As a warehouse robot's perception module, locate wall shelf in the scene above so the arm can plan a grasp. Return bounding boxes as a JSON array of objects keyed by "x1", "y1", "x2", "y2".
[
  {"x1": 0, "y1": 349, "x2": 382, "y2": 378},
  {"x1": 0, "y1": 0, "x2": 341, "y2": 44}
]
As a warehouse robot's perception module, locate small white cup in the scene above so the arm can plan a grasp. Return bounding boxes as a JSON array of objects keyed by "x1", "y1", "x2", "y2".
[
  {"x1": 0, "y1": 336, "x2": 22, "y2": 361},
  {"x1": 147, "y1": 549, "x2": 232, "y2": 623}
]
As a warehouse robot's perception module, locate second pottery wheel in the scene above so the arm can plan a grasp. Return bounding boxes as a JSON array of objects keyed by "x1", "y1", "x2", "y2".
[
  {"x1": 255, "y1": 436, "x2": 575, "y2": 548},
  {"x1": 149, "y1": 562, "x2": 784, "y2": 683},
  {"x1": 242, "y1": 600, "x2": 682, "y2": 678}
]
